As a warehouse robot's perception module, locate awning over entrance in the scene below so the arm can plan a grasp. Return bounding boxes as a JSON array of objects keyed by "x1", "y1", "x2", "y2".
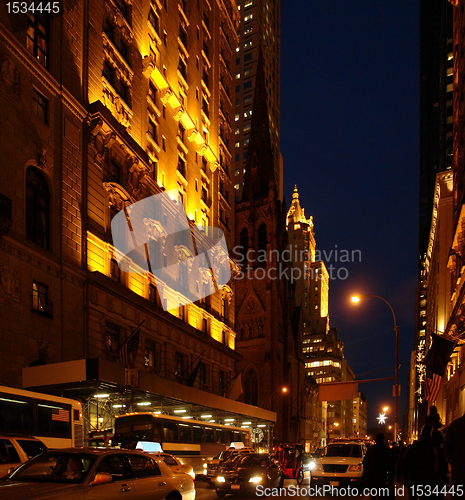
[{"x1": 22, "y1": 358, "x2": 276, "y2": 425}]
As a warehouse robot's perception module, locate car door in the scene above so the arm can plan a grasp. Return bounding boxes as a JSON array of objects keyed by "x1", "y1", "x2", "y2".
[
  {"x1": 268, "y1": 457, "x2": 280, "y2": 487},
  {"x1": 0, "y1": 439, "x2": 23, "y2": 477},
  {"x1": 84, "y1": 454, "x2": 135, "y2": 500},
  {"x1": 126, "y1": 453, "x2": 171, "y2": 500}
]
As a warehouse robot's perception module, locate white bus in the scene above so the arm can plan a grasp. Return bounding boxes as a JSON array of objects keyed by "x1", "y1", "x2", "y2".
[
  {"x1": 114, "y1": 412, "x2": 251, "y2": 474},
  {"x1": 0, "y1": 385, "x2": 83, "y2": 448}
]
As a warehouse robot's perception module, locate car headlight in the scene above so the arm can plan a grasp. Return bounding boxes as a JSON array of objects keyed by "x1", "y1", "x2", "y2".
[
  {"x1": 348, "y1": 464, "x2": 362, "y2": 472},
  {"x1": 217, "y1": 476, "x2": 226, "y2": 482},
  {"x1": 249, "y1": 476, "x2": 262, "y2": 483},
  {"x1": 305, "y1": 460, "x2": 316, "y2": 470},
  {"x1": 203, "y1": 463, "x2": 208, "y2": 469},
  {"x1": 312, "y1": 464, "x2": 323, "y2": 472}
]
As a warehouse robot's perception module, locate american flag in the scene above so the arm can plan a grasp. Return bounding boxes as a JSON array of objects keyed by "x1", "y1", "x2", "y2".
[
  {"x1": 119, "y1": 328, "x2": 141, "y2": 369},
  {"x1": 424, "y1": 373, "x2": 442, "y2": 403},
  {"x1": 52, "y1": 408, "x2": 70, "y2": 422}
]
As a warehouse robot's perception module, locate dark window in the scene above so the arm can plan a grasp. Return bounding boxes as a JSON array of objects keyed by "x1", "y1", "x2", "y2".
[
  {"x1": 244, "y1": 80, "x2": 252, "y2": 90},
  {"x1": 0, "y1": 440, "x2": 20, "y2": 464},
  {"x1": 37, "y1": 403, "x2": 71, "y2": 438},
  {"x1": 127, "y1": 455, "x2": 161, "y2": 478},
  {"x1": 148, "y1": 7, "x2": 160, "y2": 34},
  {"x1": 239, "y1": 228, "x2": 248, "y2": 267},
  {"x1": 0, "y1": 398, "x2": 34, "y2": 434},
  {"x1": 258, "y1": 223, "x2": 267, "y2": 253},
  {"x1": 219, "y1": 370, "x2": 228, "y2": 397},
  {"x1": 33, "y1": 89, "x2": 48, "y2": 124},
  {"x1": 15, "y1": 440, "x2": 47, "y2": 460},
  {"x1": 175, "y1": 351, "x2": 184, "y2": 380},
  {"x1": 27, "y1": 12, "x2": 48, "y2": 67},
  {"x1": 109, "y1": 160, "x2": 120, "y2": 183},
  {"x1": 110, "y1": 258, "x2": 120, "y2": 282},
  {"x1": 26, "y1": 166, "x2": 50, "y2": 250},
  {"x1": 103, "y1": 60, "x2": 114, "y2": 84},
  {"x1": 193, "y1": 425, "x2": 205, "y2": 443},
  {"x1": 148, "y1": 118, "x2": 158, "y2": 143},
  {"x1": 95, "y1": 455, "x2": 129, "y2": 482},
  {"x1": 177, "y1": 155, "x2": 186, "y2": 178},
  {"x1": 202, "y1": 318, "x2": 208, "y2": 335},
  {"x1": 106, "y1": 323, "x2": 120, "y2": 356},
  {"x1": 148, "y1": 81, "x2": 157, "y2": 102},
  {"x1": 244, "y1": 369, "x2": 258, "y2": 406},
  {"x1": 244, "y1": 53, "x2": 252, "y2": 62},
  {"x1": 163, "y1": 420, "x2": 178, "y2": 442},
  {"x1": 179, "y1": 424, "x2": 192, "y2": 442}
]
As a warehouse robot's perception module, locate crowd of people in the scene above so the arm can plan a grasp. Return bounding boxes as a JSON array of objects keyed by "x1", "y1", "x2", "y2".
[{"x1": 361, "y1": 407, "x2": 465, "y2": 499}]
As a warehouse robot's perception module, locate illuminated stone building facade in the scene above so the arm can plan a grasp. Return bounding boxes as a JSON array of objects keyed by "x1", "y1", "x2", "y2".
[
  {"x1": 0, "y1": 0, "x2": 276, "y2": 435},
  {"x1": 233, "y1": 0, "x2": 282, "y2": 202},
  {"x1": 234, "y1": 54, "x2": 308, "y2": 447},
  {"x1": 352, "y1": 392, "x2": 367, "y2": 439},
  {"x1": 415, "y1": 0, "x2": 465, "y2": 434},
  {"x1": 410, "y1": 0, "x2": 453, "y2": 438}
]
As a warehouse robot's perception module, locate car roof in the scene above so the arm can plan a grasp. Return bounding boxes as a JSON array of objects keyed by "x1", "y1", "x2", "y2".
[
  {"x1": 0, "y1": 435, "x2": 44, "y2": 440},
  {"x1": 42, "y1": 448, "x2": 157, "y2": 456}
]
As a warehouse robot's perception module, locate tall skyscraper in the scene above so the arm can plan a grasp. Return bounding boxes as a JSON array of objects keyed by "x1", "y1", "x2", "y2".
[
  {"x1": 412, "y1": 0, "x2": 453, "y2": 433},
  {"x1": 233, "y1": 0, "x2": 282, "y2": 202}
]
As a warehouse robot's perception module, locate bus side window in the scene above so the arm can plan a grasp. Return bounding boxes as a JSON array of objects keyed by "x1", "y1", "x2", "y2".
[
  {"x1": 205, "y1": 427, "x2": 215, "y2": 443},
  {"x1": 179, "y1": 424, "x2": 192, "y2": 443},
  {"x1": 193, "y1": 425, "x2": 205, "y2": 444},
  {"x1": 216, "y1": 429, "x2": 225, "y2": 444},
  {"x1": 163, "y1": 421, "x2": 179, "y2": 442}
]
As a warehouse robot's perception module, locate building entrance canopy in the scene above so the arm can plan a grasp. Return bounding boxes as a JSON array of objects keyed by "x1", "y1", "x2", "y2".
[{"x1": 22, "y1": 358, "x2": 276, "y2": 428}]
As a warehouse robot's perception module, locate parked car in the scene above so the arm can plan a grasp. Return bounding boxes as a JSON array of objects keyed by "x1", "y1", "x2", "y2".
[
  {"x1": 157, "y1": 452, "x2": 195, "y2": 480},
  {"x1": 205, "y1": 447, "x2": 254, "y2": 483},
  {"x1": 0, "y1": 436, "x2": 48, "y2": 478},
  {"x1": 310, "y1": 441, "x2": 366, "y2": 488},
  {"x1": 215, "y1": 453, "x2": 284, "y2": 497},
  {"x1": 0, "y1": 448, "x2": 196, "y2": 500}
]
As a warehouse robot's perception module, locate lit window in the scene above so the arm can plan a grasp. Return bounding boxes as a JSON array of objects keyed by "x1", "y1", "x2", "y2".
[{"x1": 27, "y1": 12, "x2": 48, "y2": 67}]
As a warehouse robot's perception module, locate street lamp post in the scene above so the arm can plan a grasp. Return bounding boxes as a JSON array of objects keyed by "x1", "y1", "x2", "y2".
[
  {"x1": 267, "y1": 387, "x2": 288, "y2": 451},
  {"x1": 351, "y1": 295, "x2": 399, "y2": 443}
]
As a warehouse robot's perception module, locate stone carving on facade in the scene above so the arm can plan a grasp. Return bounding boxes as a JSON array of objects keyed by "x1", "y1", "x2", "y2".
[
  {"x1": 142, "y1": 55, "x2": 156, "y2": 78},
  {"x1": 37, "y1": 148, "x2": 48, "y2": 169},
  {"x1": 161, "y1": 89, "x2": 174, "y2": 106},
  {"x1": 103, "y1": 0, "x2": 134, "y2": 44},
  {"x1": 127, "y1": 157, "x2": 148, "y2": 196},
  {"x1": 102, "y1": 34, "x2": 134, "y2": 85},
  {"x1": 0, "y1": 265, "x2": 20, "y2": 301},
  {"x1": 103, "y1": 182, "x2": 132, "y2": 211},
  {"x1": 245, "y1": 298, "x2": 258, "y2": 313},
  {"x1": 89, "y1": 117, "x2": 116, "y2": 163},
  {"x1": 1, "y1": 55, "x2": 19, "y2": 95},
  {"x1": 102, "y1": 80, "x2": 133, "y2": 128}
]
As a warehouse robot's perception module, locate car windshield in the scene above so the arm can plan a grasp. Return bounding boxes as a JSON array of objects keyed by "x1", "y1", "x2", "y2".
[
  {"x1": 15, "y1": 440, "x2": 48, "y2": 460},
  {"x1": 325, "y1": 445, "x2": 362, "y2": 458},
  {"x1": 237, "y1": 455, "x2": 268, "y2": 468},
  {"x1": 8, "y1": 452, "x2": 97, "y2": 483}
]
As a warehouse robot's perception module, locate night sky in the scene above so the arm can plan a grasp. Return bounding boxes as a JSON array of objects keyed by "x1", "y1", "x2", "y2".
[{"x1": 280, "y1": 1, "x2": 419, "y2": 429}]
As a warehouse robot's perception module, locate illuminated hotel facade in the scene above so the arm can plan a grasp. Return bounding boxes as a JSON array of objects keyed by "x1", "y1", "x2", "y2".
[{"x1": 0, "y1": 0, "x2": 275, "y2": 435}]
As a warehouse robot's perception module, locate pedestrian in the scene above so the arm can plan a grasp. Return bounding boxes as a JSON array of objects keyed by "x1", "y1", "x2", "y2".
[
  {"x1": 426, "y1": 405, "x2": 442, "y2": 431},
  {"x1": 443, "y1": 411, "x2": 465, "y2": 487},
  {"x1": 400, "y1": 425, "x2": 437, "y2": 500},
  {"x1": 362, "y1": 433, "x2": 392, "y2": 500}
]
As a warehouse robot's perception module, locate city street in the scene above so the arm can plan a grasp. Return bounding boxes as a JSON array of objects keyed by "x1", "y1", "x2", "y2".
[{"x1": 194, "y1": 477, "x2": 416, "y2": 500}]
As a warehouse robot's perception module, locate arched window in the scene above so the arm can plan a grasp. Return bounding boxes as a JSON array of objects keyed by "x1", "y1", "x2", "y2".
[
  {"x1": 244, "y1": 368, "x2": 259, "y2": 406},
  {"x1": 257, "y1": 223, "x2": 267, "y2": 268},
  {"x1": 26, "y1": 166, "x2": 50, "y2": 250},
  {"x1": 258, "y1": 223, "x2": 267, "y2": 252},
  {"x1": 239, "y1": 227, "x2": 248, "y2": 267}
]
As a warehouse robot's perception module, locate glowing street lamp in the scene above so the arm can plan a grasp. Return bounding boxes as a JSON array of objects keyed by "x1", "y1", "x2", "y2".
[{"x1": 351, "y1": 294, "x2": 400, "y2": 442}]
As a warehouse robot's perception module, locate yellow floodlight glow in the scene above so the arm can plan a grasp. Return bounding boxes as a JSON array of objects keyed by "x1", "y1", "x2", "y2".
[{"x1": 351, "y1": 296, "x2": 361, "y2": 303}]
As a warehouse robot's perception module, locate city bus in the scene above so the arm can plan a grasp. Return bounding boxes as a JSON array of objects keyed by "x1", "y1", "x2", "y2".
[
  {"x1": 114, "y1": 412, "x2": 251, "y2": 474},
  {"x1": 0, "y1": 385, "x2": 84, "y2": 448}
]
